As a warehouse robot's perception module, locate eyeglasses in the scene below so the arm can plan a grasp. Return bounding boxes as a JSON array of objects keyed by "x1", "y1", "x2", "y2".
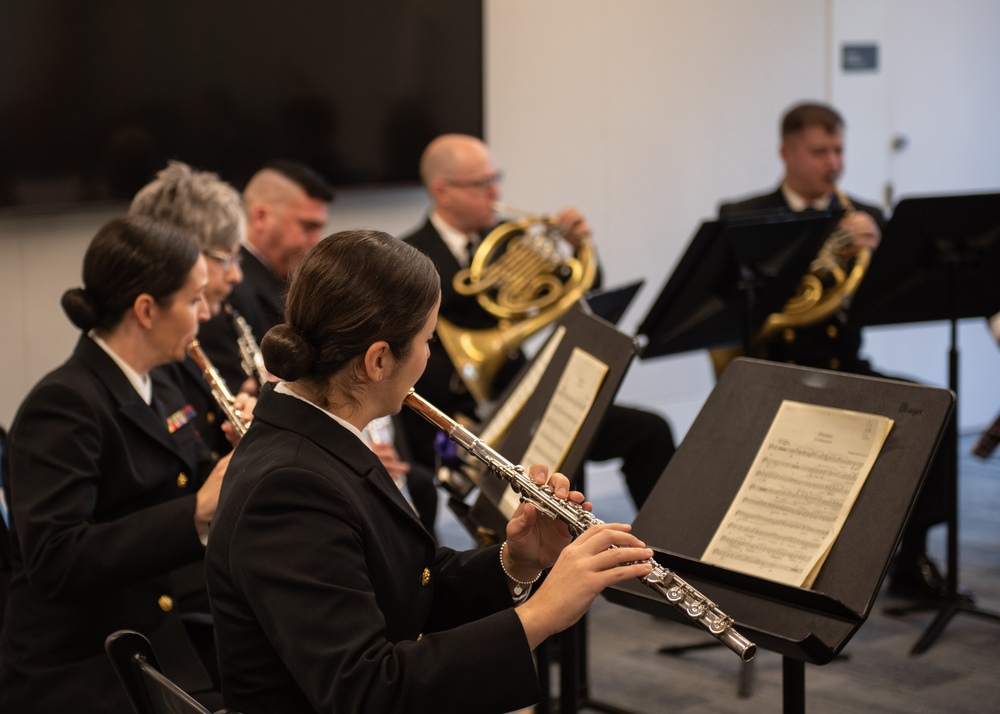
[
  {"x1": 203, "y1": 249, "x2": 242, "y2": 271},
  {"x1": 444, "y1": 171, "x2": 504, "y2": 191}
]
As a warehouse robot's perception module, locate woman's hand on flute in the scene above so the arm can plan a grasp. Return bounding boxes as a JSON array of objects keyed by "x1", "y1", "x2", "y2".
[
  {"x1": 506, "y1": 464, "x2": 653, "y2": 650},
  {"x1": 504, "y1": 464, "x2": 581, "y2": 575}
]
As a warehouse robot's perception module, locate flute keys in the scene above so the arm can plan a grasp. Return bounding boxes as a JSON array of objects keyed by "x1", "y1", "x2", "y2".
[
  {"x1": 686, "y1": 600, "x2": 707, "y2": 618},
  {"x1": 708, "y1": 615, "x2": 733, "y2": 635}
]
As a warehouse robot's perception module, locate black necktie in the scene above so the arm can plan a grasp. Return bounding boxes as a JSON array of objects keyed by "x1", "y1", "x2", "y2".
[{"x1": 465, "y1": 237, "x2": 478, "y2": 266}]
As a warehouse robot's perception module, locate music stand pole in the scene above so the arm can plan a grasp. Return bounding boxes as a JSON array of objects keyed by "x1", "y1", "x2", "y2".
[
  {"x1": 908, "y1": 270, "x2": 1000, "y2": 653},
  {"x1": 847, "y1": 193, "x2": 1000, "y2": 651},
  {"x1": 783, "y1": 657, "x2": 806, "y2": 714}
]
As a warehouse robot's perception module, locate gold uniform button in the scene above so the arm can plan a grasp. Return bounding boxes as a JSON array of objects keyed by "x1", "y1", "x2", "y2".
[
  {"x1": 783, "y1": 328, "x2": 796, "y2": 343},
  {"x1": 829, "y1": 358, "x2": 841, "y2": 370},
  {"x1": 176, "y1": 473, "x2": 189, "y2": 488},
  {"x1": 826, "y1": 324, "x2": 839, "y2": 339},
  {"x1": 206, "y1": 412, "x2": 216, "y2": 425},
  {"x1": 158, "y1": 595, "x2": 174, "y2": 612},
  {"x1": 421, "y1": 568, "x2": 431, "y2": 586}
]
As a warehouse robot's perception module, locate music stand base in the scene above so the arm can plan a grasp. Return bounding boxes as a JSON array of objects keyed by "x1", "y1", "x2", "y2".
[{"x1": 911, "y1": 600, "x2": 1000, "y2": 655}]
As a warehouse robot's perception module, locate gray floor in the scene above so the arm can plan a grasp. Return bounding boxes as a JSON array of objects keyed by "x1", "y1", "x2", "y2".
[{"x1": 437, "y1": 433, "x2": 1000, "y2": 713}]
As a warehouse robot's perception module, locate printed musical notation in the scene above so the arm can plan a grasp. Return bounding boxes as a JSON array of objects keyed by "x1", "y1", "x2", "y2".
[
  {"x1": 702, "y1": 400, "x2": 893, "y2": 588},
  {"x1": 499, "y1": 347, "x2": 608, "y2": 517}
]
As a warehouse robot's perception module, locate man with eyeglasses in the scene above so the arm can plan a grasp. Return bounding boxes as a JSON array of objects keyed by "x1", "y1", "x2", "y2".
[{"x1": 402, "y1": 133, "x2": 675, "y2": 512}]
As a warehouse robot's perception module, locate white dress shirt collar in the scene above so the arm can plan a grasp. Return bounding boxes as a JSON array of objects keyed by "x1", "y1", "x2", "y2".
[
  {"x1": 430, "y1": 211, "x2": 480, "y2": 267},
  {"x1": 781, "y1": 182, "x2": 832, "y2": 212},
  {"x1": 89, "y1": 332, "x2": 153, "y2": 405},
  {"x1": 274, "y1": 381, "x2": 367, "y2": 443}
]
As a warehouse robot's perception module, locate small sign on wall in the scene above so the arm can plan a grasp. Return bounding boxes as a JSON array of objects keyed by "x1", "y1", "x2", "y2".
[{"x1": 842, "y1": 44, "x2": 879, "y2": 72}]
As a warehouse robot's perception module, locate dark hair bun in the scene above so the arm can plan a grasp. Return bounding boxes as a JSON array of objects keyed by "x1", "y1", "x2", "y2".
[
  {"x1": 261, "y1": 324, "x2": 318, "y2": 382},
  {"x1": 60, "y1": 288, "x2": 100, "y2": 331}
]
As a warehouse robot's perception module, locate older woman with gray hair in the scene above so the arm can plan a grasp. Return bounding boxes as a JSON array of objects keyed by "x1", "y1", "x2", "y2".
[{"x1": 130, "y1": 160, "x2": 246, "y2": 317}]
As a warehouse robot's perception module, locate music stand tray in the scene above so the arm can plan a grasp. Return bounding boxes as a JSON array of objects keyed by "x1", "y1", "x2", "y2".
[
  {"x1": 637, "y1": 212, "x2": 840, "y2": 359},
  {"x1": 605, "y1": 358, "x2": 954, "y2": 668}
]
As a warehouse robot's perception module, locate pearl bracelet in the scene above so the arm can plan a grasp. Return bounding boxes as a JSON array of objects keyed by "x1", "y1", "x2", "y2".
[{"x1": 499, "y1": 541, "x2": 543, "y2": 598}]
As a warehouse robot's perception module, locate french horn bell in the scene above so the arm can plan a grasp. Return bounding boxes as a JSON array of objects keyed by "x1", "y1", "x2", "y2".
[{"x1": 437, "y1": 205, "x2": 597, "y2": 404}]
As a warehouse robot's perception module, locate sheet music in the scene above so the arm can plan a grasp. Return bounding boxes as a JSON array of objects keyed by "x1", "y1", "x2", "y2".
[
  {"x1": 498, "y1": 347, "x2": 609, "y2": 517},
  {"x1": 479, "y1": 326, "x2": 566, "y2": 447},
  {"x1": 702, "y1": 400, "x2": 892, "y2": 588}
]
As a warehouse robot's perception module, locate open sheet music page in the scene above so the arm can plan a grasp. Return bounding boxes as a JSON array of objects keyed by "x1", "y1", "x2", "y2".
[
  {"x1": 479, "y1": 326, "x2": 566, "y2": 447},
  {"x1": 498, "y1": 347, "x2": 608, "y2": 517},
  {"x1": 702, "y1": 400, "x2": 893, "y2": 588}
]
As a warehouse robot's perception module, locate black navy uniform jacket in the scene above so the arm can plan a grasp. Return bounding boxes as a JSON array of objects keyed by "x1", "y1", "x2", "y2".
[
  {"x1": 0, "y1": 335, "x2": 217, "y2": 713},
  {"x1": 206, "y1": 385, "x2": 539, "y2": 714}
]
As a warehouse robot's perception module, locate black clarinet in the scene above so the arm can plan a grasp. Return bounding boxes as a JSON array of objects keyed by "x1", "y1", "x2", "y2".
[{"x1": 404, "y1": 389, "x2": 756, "y2": 661}]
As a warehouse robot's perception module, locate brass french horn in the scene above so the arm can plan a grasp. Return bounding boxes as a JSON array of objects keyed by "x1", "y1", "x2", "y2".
[
  {"x1": 753, "y1": 186, "x2": 871, "y2": 347},
  {"x1": 710, "y1": 186, "x2": 872, "y2": 377},
  {"x1": 436, "y1": 204, "x2": 598, "y2": 404}
]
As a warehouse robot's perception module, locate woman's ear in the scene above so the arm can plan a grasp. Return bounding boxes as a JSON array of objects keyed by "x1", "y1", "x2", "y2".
[
  {"x1": 132, "y1": 293, "x2": 156, "y2": 330},
  {"x1": 363, "y1": 341, "x2": 394, "y2": 382}
]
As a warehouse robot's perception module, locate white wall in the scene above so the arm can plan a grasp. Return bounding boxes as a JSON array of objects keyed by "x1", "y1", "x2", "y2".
[
  {"x1": 2, "y1": 0, "x2": 999, "y2": 436},
  {"x1": 483, "y1": 0, "x2": 1000, "y2": 435},
  {"x1": 835, "y1": 0, "x2": 1000, "y2": 423}
]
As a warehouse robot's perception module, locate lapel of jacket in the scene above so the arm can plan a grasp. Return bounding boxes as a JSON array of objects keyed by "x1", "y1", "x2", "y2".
[
  {"x1": 256, "y1": 386, "x2": 434, "y2": 542},
  {"x1": 74, "y1": 336, "x2": 190, "y2": 465},
  {"x1": 408, "y1": 217, "x2": 472, "y2": 318},
  {"x1": 770, "y1": 185, "x2": 793, "y2": 211}
]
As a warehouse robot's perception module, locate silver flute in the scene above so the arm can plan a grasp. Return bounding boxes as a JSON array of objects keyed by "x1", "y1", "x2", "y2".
[{"x1": 404, "y1": 390, "x2": 756, "y2": 661}]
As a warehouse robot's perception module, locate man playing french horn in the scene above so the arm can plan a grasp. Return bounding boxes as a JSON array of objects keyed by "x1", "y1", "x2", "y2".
[
  {"x1": 402, "y1": 133, "x2": 676, "y2": 511},
  {"x1": 719, "y1": 101, "x2": 949, "y2": 604},
  {"x1": 720, "y1": 102, "x2": 884, "y2": 372}
]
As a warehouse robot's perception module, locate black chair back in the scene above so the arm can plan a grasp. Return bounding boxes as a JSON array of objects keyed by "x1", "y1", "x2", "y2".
[{"x1": 105, "y1": 630, "x2": 220, "y2": 714}]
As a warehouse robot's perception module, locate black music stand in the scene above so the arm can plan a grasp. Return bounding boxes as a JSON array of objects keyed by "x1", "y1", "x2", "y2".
[
  {"x1": 604, "y1": 358, "x2": 954, "y2": 714},
  {"x1": 850, "y1": 192, "x2": 1000, "y2": 653},
  {"x1": 585, "y1": 279, "x2": 645, "y2": 326},
  {"x1": 637, "y1": 211, "x2": 841, "y2": 360},
  {"x1": 446, "y1": 303, "x2": 641, "y2": 549},
  {"x1": 449, "y1": 304, "x2": 639, "y2": 714}
]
